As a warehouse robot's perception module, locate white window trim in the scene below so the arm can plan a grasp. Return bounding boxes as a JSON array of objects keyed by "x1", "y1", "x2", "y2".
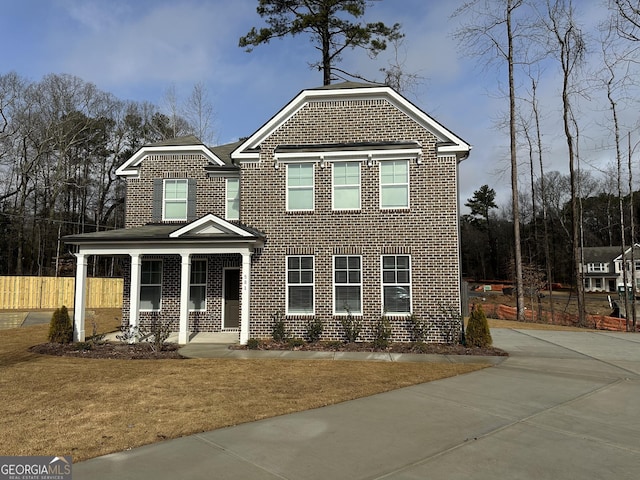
[
  {"x1": 332, "y1": 161, "x2": 361, "y2": 211},
  {"x1": 381, "y1": 255, "x2": 412, "y2": 315},
  {"x1": 140, "y1": 259, "x2": 162, "y2": 312},
  {"x1": 286, "y1": 255, "x2": 315, "y2": 315},
  {"x1": 225, "y1": 177, "x2": 240, "y2": 220},
  {"x1": 286, "y1": 163, "x2": 315, "y2": 212},
  {"x1": 379, "y1": 159, "x2": 410, "y2": 210},
  {"x1": 333, "y1": 255, "x2": 363, "y2": 315},
  {"x1": 189, "y1": 258, "x2": 207, "y2": 312},
  {"x1": 163, "y1": 179, "x2": 188, "y2": 221}
]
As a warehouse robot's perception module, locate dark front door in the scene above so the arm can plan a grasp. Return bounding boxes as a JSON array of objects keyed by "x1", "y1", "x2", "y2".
[{"x1": 223, "y1": 269, "x2": 240, "y2": 329}]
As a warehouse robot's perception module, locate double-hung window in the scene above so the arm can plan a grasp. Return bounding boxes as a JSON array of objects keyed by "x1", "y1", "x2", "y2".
[
  {"x1": 163, "y1": 179, "x2": 188, "y2": 221},
  {"x1": 226, "y1": 178, "x2": 240, "y2": 220},
  {"x1": 287, "y1": 163, "x2": 314, "y2": 211},
  {"x1": 334, "y1": 256, "x2": 362, "y2": 315},
  {"x1": 382, "y1": 255, "x2": 411, "y2": 314},
  {"x1": 189, "y1": 259, "x2": 207, "y2": 311},
  {"x1": 140, "y1": 260, "x2": 162, "y2": 311},
  {"x1": 287, "y1": 256, "x2": 314, "y2": 314},
  {"x1": 380, "y1": 160, "x2": 409, "y2": 209},
  {"x1": 333, "y1": 161, "x2": 360, "y2": 210}
]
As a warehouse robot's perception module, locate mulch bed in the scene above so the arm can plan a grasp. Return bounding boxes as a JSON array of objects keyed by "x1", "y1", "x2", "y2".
[
  {"x1": 29, "y1": 342, "x2": 183, "y2": 360},
  {"x1": 29, "y1": 340, "x2": 507, "y2": 360},
  {"x1": 232, "y1": 340, "x2": 507, "y2": 356}
]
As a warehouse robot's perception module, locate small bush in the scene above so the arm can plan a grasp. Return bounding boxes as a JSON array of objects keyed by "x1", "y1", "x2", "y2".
[
  {"x1": 48, "y1": 306, "x2": 73, "y2": 344},
  {"x1": 138, "y1": 318, "x2": 173, "y2": 352},
  {"x1": 373, "y1": 313, "x2": 392, "y2": 349},
  {"x1": 465, "y1": 304, "x2": 492, "y2": 348},
  {"x1": 271, "y1": 310, "x2": 289, "y2": 342},
  {"x1": 287, "y1": 338, "x2": 305, "y2": 348},
  {"x1": 340, "y1": 304, "x2": 362, "y2": 343},
  {"x1": 325, "y1": 340, "x2": 344, "y2": 350},
  {"x1": 247, "y1": 338, "x2": 259, "y2": 350},
  {"x1": 87, "y1": 320, "x2": 106, "y2": 344},
  {"x1": 305, "y1": 318, "x2": 324, "y2": 343},
  {"x1": 408, "y1": 313, "x2": 429, "y2": 342}
]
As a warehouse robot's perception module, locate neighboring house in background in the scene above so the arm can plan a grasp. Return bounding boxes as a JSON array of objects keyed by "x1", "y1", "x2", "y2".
[
  {"x1": 581, "y1": 244, "x2": 640, "y2": 293},
  {"x1": 64, "y1": 82, "x2": 471, "y2": 344}
]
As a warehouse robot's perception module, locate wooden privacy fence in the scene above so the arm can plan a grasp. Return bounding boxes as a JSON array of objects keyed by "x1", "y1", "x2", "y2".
[{"x1": 0, "y1": 276, "x2": 123, "y2": 309}]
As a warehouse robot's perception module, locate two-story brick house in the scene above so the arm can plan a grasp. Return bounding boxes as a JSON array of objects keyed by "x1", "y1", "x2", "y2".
[{"x1": 65, "y1": 82, "x2": 471, "y2": 344}]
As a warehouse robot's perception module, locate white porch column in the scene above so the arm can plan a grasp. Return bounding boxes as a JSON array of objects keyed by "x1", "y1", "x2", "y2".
[
  {"x1": 73, "y1": 252, "x2": 88, "y2": 342},
  {"x1": 129, "y1": 253, "x2": 142, "y2": 336},
  {"x1": 179, "y1": 253, "x2": 191, "y2": 344},
  {"x1": 240, "y1": 251, "x2": 251, "y2": 345}
]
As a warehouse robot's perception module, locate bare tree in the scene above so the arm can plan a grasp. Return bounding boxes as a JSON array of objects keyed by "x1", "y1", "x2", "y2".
[
  {"x1": 541, "y1": 0, "x2": 587, "y2": 325},
  {"x1": 183, "y1": 82, "x2": 216, "y2": 144},
  {"x1": 454, "y1": 0, "x2": 538, "y2": 321}
]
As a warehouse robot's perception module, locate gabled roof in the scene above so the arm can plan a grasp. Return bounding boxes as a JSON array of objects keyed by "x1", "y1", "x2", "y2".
[
  {"x1": 231, "y1": 82, "x2": 472, "y2": 163},
  {"x1": 116, "y1": 135, "x2": 228, "y2": 177},
  {"x1": 612, "y1": 243, "x2": 640, "y2": 262},
  {"x1": 582, "y1": 246, "x2": 621, "y2": 263}
]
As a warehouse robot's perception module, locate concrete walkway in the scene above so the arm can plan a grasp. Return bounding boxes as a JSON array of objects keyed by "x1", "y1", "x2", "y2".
[{"x1": 75, "y1": 329, "x2": 640, "y2": 480}]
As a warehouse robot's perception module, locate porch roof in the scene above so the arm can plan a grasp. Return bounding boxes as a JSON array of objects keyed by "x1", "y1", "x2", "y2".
[{"x1": 63, "y1": 221, "x2": 265, "y2": 246}]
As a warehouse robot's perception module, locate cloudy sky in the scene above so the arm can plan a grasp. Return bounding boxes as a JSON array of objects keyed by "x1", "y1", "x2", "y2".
[{"x1": 1, "y1": 0, "x2": 636, "y2": 209}]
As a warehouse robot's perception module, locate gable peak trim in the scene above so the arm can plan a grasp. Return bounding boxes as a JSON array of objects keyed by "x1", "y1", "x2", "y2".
[{"x1": 169, "y1": 214, "x2": 253, "y2": 238}]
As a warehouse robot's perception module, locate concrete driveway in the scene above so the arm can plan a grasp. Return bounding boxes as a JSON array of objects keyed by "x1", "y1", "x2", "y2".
[{"x1": 75, "y1": 329, "x2": 640, "y2": 480}]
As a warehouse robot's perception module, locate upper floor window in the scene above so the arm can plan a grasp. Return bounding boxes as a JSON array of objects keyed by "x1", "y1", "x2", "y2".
[
  {"x1": 382, "y1": 255, "x2": 411, "y2": 314},
  {"x1": 287, "y1": 163, "x2": 314, "y2": 211},
  {"x1": 333, "y1": 162, "x2": 361, "y2": 210},
  {"x1": 226, "y1": 178, "x2": 240, "y2": 220},
  {"x1": 286, "y1": 256, "x2": 314, "y2": 315},
  {"x1": 334, "y1": 256, "x2": 362, "y2": 315},
  {"x1": 140, "y1": 260, "x2": 162, "y2": 311},
  {"x1": 587, "y1": 262, "x2": 606, "y2": 273},
  {"x1": 163, "y1": 179, "x2": 188, "y2": 221},
  {"x1": 380, "y1": 160, "x2": 409, "y2": 209}
]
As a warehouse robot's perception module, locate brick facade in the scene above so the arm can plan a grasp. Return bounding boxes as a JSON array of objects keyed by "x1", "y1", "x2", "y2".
[
  {"x1": 242, "y1": 98, "x2": 462, "y2": 342},
  {"x1": 117, "y1": 86, "x2": 466, "y2": 343}
]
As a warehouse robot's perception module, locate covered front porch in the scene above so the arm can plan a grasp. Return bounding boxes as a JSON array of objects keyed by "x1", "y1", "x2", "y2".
[{"x1": 64, "y1": 215, "x2": 265, "y2": 345}]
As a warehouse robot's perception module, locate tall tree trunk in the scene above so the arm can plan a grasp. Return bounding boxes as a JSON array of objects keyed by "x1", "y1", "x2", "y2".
[{"x1": 507, "y1": 0, "x2": 525, "y2": 321}]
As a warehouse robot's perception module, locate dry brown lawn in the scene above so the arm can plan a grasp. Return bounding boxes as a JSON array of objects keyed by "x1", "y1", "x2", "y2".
[{"x1": 0, "y1": 309, "x2": 489, "y2": 462}]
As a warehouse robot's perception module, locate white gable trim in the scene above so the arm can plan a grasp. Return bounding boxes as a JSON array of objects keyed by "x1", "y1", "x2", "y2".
[
  {"x1": 117, "y1": 144, "x2": 225, "y2": 177},
  {"x1": 231, "y1": 86, "x2": 471, "y2": 162},
  {"x1": 170, "y1": 214, "x2": 254, "y2": 238}
]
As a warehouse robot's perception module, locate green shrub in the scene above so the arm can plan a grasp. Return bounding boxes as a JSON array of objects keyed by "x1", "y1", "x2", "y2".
[
  {"x1": 247, "y1": 338, "x2": 259, "y2": 350},
  {"x1": 465, "y1": 304, "x2": 492, "y2": 348},
  {"x1": 373, "y1": 313, "x2": 392, "y2": 349},
  {"x1": 271, "y1": 310, "x2": 289, "y2": 342},
  {"x1": 48, "y1": 306, "x2": 73, "y2": 344},
  {"x1": 305, "y1": 317, "x2": 324, "y2": 343},
  {"x1": 340, "y1": 304, "x2": 361, "y2": 343}
]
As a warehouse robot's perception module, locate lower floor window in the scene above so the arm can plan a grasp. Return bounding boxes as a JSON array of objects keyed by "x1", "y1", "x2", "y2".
[
  {"x1": 287, "y1": 256, "x2": 314, "y2": 314},
  {"x1": 334, "y1": 256, "x2": 362, "y2": 314},
  {"x1": 140, "y1": 260, "x2": 162, "y2": 311},
  {"x1": 189, "y1": 259, "x2": 207, "y2": 311},
  {"x1": 382, "y1": 255, "x2": 411, "y2": 314}
]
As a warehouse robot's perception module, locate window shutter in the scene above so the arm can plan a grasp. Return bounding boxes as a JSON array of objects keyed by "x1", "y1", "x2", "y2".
[
  {"x1": 152, "y1": 179, "x2": 163, "y2": 223},
  {"x1": 187, "y1": 179, "x2": 197, "y2": 221}
]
